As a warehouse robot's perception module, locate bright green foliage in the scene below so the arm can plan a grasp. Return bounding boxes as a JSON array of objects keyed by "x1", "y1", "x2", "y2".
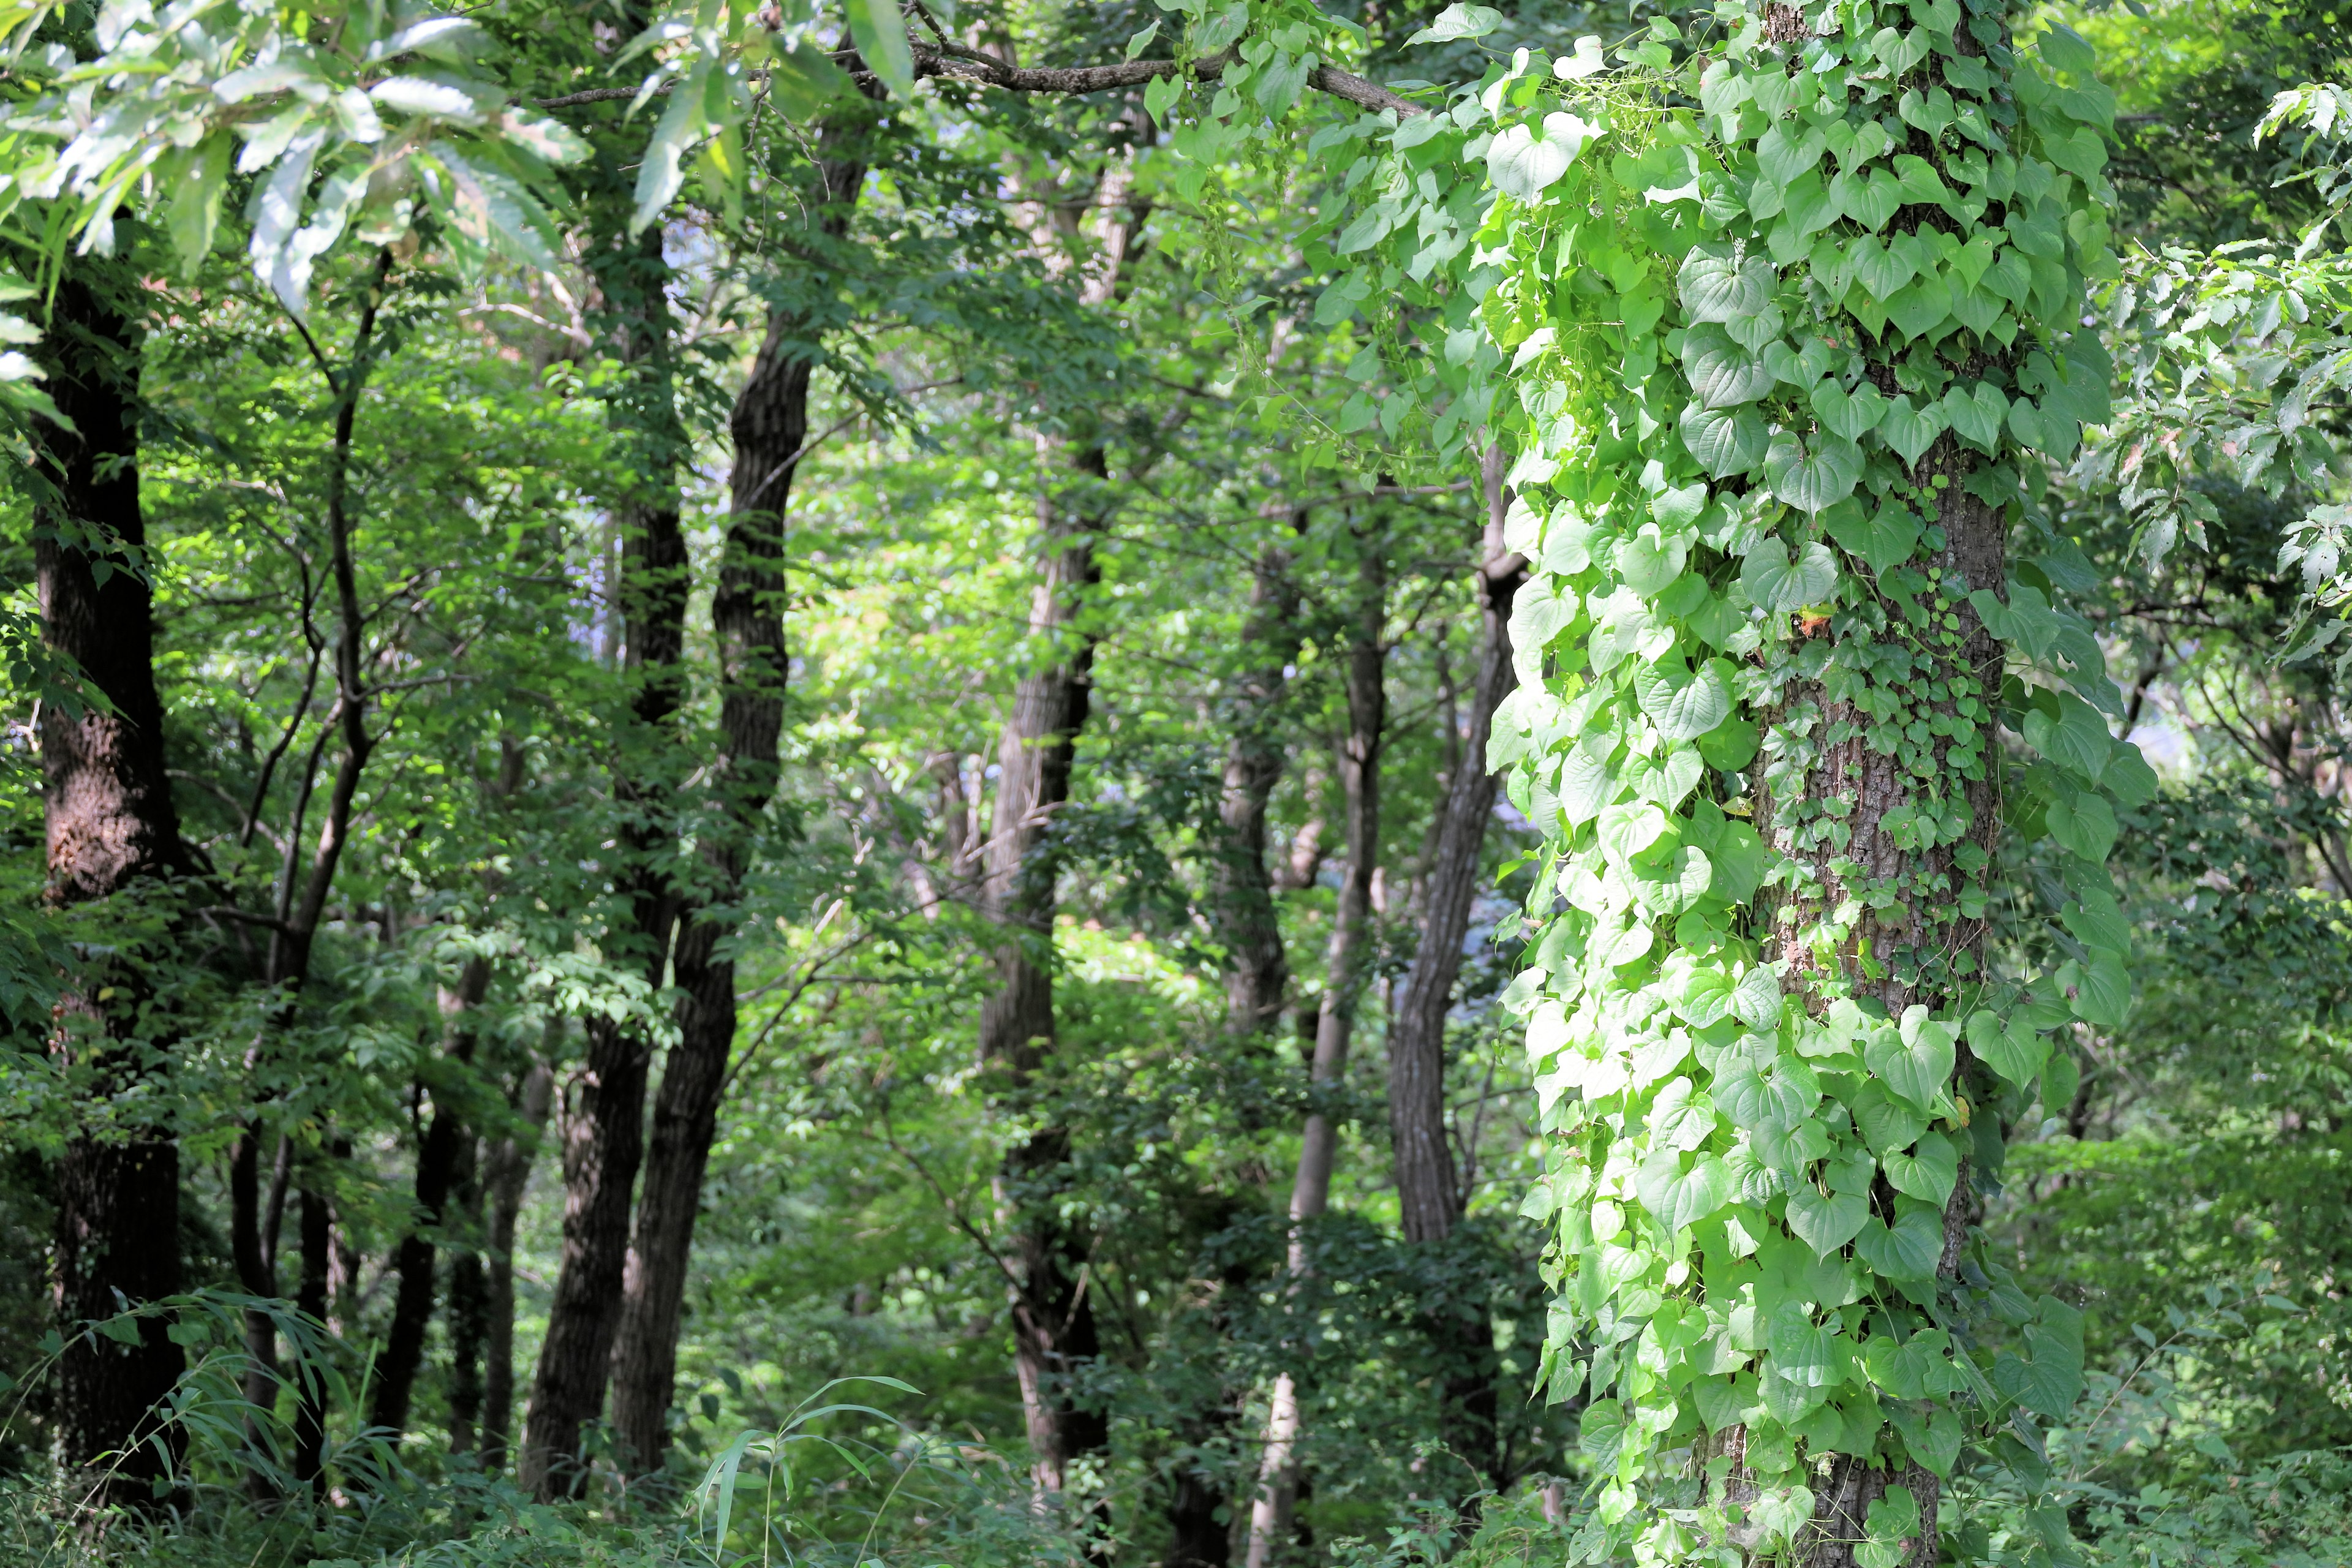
[{"x1": 1229, "y1": 1, "x2": 2173, "y2": 1558}]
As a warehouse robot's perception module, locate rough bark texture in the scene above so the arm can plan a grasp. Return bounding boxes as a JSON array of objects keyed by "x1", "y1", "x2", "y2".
[
  {"x1": 605, "y1": 140, "x2": 869, "y2": 1482},
  {"x1": 445, "y1": 1129, "x2": 487, "y2": 1456},
  {"x1": 1728, "y1": 20, "x2": 2004, "y2": 1561},
  {"x1": 1213, "y1": 541, "x2": 1303, "y2": 1038},
  {"x1": 34, "y1": 259, "x2": 189, "y2": 1500},
  {"x1": 522, "y1": 206, "x2": 687, "y2": 1499},
  {"x1": 1388, "y1": 447, "x2": 1526, "y2": 1246},
  {"x1": 1246, "y1": 530, "x2": 1387, "y2": 1568},
  {"x1": 292, "y1": 1183, "x2": 331, "y2": 1498},
  {"x1": 1383, "y1": 447, "x2": 1527, "y2": 1499},
  {"x1": 370, "y1": 956, "x2": 492, "y2": 1435},
  {"x1": 483, "y1": 1060, "x2": 554, "y2": 1475},
  {"x1": 982, "y1": 441, "x2": 1111, "y2": 1494}
]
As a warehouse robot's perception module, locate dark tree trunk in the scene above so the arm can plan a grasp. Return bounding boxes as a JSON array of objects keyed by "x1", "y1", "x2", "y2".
[
  {"x1": 521, "y1": 199, "x2": 690, "y2": 1497},
  {"x1": 445, "y1": 1128, "x2": 486, "y2": 1457},
  {"x1": 292, "y1": 1183, "x2": 331, "y2": 1499},
  {"x1": 34, "y1": 257, "x2": 189, "y2": 1501},
  {"x1": 483, "y1": 1060, "x2": 553, "y2": 1476},
  {"x1": 1248, "y1": 526, "x2": 1388, "y2": 1566},
  {"x1": 606, "y1": 142, "x2": 868, "y2": 1481},
  {"x1": 369, "y1": 957, "x2": 491, "y2": 1435},
  {"x1": 1384, "y1": 446, "x2": 1526, "y2": 1497},
  {"x1": 1212, "y1": 539, "x2": 1303, "y2": 1038}
]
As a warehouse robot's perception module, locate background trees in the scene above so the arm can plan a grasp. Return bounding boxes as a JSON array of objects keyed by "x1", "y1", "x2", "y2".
[{"x1": 0, "y1": 0, "x2": 2347, "y2": 1566}]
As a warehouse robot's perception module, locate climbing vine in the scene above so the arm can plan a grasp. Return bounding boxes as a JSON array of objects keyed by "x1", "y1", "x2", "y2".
[{"x1": 1158, "y1": 0, "x2": 2157, "y2": 1561}]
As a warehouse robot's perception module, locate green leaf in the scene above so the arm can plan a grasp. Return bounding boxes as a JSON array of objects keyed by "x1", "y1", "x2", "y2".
[
  {"x1": 2038, "y1": 20, "x2": 2098, "y2": 75},
  {"x1": 1866, "y1": 1330, "x2": 1958, "y2": 1399},
  {"x1": 1756, "y1": 123, "x2": 1827, "y2": 189},
  {"x1": 2021, "y1": 693, "x2": 2112, "y2": 780},
  {"x1": 2073, "y1": 951, "x2": 2130, "y2": 1026},
  {"x1": 1833, "y1": 167, "x2": 1902, "y2": 231},
  {"x1": 1887, "y1": 271, "x2": 1954, "y2": 339},
  {"x1": 1637, "y1": 660, "x2": 1733, "y2": 742},
  {"x1": 1877, "y1": 395, "x2": 1948, "y2": 465},
  {"x1": 1731, "y1": 963, "x2": 1783, "y2": 1030},
  {"x1": 1852, "y1": 1079, "x2": 1928, "y2": 1155},
  {"x1": 1743, "y1": 537, "x2": 1840, "y2": 611},
  {"x1": 1487, "y1": 114, "x2": 1596, "y2": 200},
  {"x1": 1680, "y1": 251, "x2": 1776, "y2": 323},
  {"x1": 1764, "y1": 434, "x2": 1863, "y2": 514},
  {"x1": 1864, "y1": 1008, "x2": 1954, "y2": 1110},
  {"x1": 1681, "y1": 401, "x2": 1769, "y2": 476},
  {"x1": 1597, "y1": 800, "x2": 1669, "y2": 864},
  {"x1": 1811, "y1": 381, "x2": 1887, "y2": 442},
  {"x1": 1882, "y1": 1129, "x2": 1958, "y2": 1206},
  {"x1": 1786, "y1": 1185, "x2": 1869, "y2": 1257},
  {"x1": 1888, "y1": 1403, "x2": 1962, "y2": 1477},
  {"x1": 1827, "y1": 500, "x2": 1921, "y2": 574},
  {"x1": 1408, "y1": 2, "x2": 1502, "y2": 42},
  {"x1": 767, "y1": 41, "x2": 853, "y2": 118},
  {"x1": 1965, "y1": 1010, "x2": 2049, "y2": 1088},
  {"x1": 1554, "y1": 34, "x2": 1607, "y2": 79},
  {"x1": 1638, "y1": 1149, "x2": 1732, "y2": 1234},
  {"x1": 1942, "y1": 382, "x2": 2008, "y2": 450},
  {"x1": 1855, "y1": 1206, "x2": 1943, "y2": 1280},
  {"x1": 848, "y1": 0, "x2": 916, "y2": 99},
  {"x1": 1698, "y1": 715, "x2": 1760, "y2": 769},
  {"x1": 1683, "y1": 323, "x2": 1773, "y2": 407}
]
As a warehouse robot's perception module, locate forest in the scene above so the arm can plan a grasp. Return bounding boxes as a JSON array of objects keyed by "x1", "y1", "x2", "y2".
[{"x1": 1, "y1": 0, "x2": 2349, "y2": 1563}]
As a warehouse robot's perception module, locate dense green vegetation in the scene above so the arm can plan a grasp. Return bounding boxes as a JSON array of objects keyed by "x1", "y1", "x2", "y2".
[{"x1": 0, "y1": 0, "x2": 2348, "y2": 1564}]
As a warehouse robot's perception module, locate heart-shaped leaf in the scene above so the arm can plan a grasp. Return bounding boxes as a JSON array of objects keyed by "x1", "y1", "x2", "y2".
[
  {"x1": 1964, "y1": 1010, "x2": 2049, "y2": 1088},
  {"x1": 1864, "y1": 1008, "x2": 1956, "y2": 1110},
  {"x1": 1408, "y1": 2, "x2": 1502, "y2": 43},
  {"x1": 1888, "y1": 1403, "x2": 1962, "y2": 1477},
  {"x1": 1826, "y1": 499, "x2": 1921, "y2": 573},
  {"x1": 1731, "y1": 963, "x2": 1784, "y2": 1030},
  {"x1": 1786, "y1": 1185, "x2": 1869, "y2": 1257},
  {"x1": 1855, "y1": 1207, "x2": 1943, "y2": 1280},
  {"x1": 1743, "y1": 535, "x2": 1841, "y2": 610},
  {"x1": 1683, "y1": 322, "x2": 1774, "y2": 407},
  {"x1": 1844, "y1": 236, "x2": 1919, "y2": 301},
  {"x1": 1882, "y1": 1129, "x2": 1959, "y2": 1206},
  {"x1": 1682, "y1": 401, "x2": 1768, "y2": 475},
  {"x1": 1637, "y1": 1149, "x2": 1733, "y2": 1234},
  {"x1": 1876, "y1": 394, "x2": 1948, "y2": 465},
  {"x1": 1680, "y1": 251, "x2": 1776, "y2": 323},
  {"x1": 1636, "y1": 658, "x2": 1733, "y2": 742},
  {"x1": 1488, "y1": 118, "x2": 1579, "y2": 199},
  {"x1": 1764, "y1": 433, "x2": 1864, "y2": 514},
  {"x1": 1887, "y1": 271, "x2": 1954, "y2": 339},
  {"x1": 1942, "y1": 381, "x2": 2008, "y2": 450},
  {"x1": 1618, "y1": 526, "x2": 1689, "y2": 596},
  {"x1": 1812, "y1": 381, "x2": 1887, "y2": 442},
  {"x1": 1850, "y1": 1079, "x2": 1929, "y2": 1155},
  {"x1": 1833, "y1": 168, "x2": 1901, "y2": 231},
  {"x1": 1756, "y1": 123, "x2": 1827, "y2": 189}
]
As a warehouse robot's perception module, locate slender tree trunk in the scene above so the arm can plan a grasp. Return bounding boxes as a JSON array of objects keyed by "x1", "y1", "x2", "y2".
[
  {"x1": 34, "y1": 257, "x2": 189, "y2": 1502},
  {"x1": 522, "y1": 198, "x2": 690, "y2": 1498},
  {"x1": 1246, "y1": 529, "x2": 1387, "y2": 1568},
  {"x1": 369, "y1": 956, "x2": 492, "y2": 1434},
  {"x1": 1383, "y1": 447, "x2": 1526, "y2": 1493},
  {"x1": 483, "y1": 1060, "x2": 554, "y2": 1476},
  {"x1": 605, "y1": 141, "x2": 869, "y2": 1482},
  {"x1": 983, "y1": 441, "x2": 1112, "y2": 1494},
  {"x1": 1213, "y1": 539, "x2": 1303, "y2": 1038},
  {"x1": 292, "y1": 1183, "x2": 331, "y2": 1499},
  {"x1": 446, "y1": 1129, "x2": 486, "y2": 1457}
]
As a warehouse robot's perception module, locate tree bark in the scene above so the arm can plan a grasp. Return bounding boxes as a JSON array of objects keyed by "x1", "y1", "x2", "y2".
[
  {"x1": 1381, "y1": 449, "x2": 1525, "y2": 1495},
  {"x1": 34, "y1": 256, "x2": 189, "y2": 1502},
  {"x1": 605, "y1": 140, "x2": 869, "y2": 1482},
  {"x1": 1246, "y1": 526, "x2": 1387, "y2": 1568},
  {"x1": 1212, "y1": 539, "x2": 1303, "y2": 1038},
  {"x1": 482, "y1": 1059, "x2": 554, "y2": 1476},
  {"x1": 292, "y1": 1182, "x2": 331, "y2": 1499},
  {"x1": 445, "y1": 1129, "x2": 486, "y2": 1457},
  {"x1": 1714, "y1": 19, "x2": 2003, "y2": 1564},
  {"x1": 521, "y1": 198, "x2": 691, "y2": 1498},
  {"x1": 368, "y1": 956, "x2": 492, "y2": 1435}
]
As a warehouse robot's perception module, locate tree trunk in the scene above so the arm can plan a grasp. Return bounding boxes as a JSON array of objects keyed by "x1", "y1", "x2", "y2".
[
  {"x1": 521, "y1": 202, "x2": 690, "y2": 1498},
  {"x1": 34, "y1": 257, "x2": 189, "y2": 1502},
  {"x1": 483, "y1": 1059, "x2": 554, "y2": 1476},
  {"x1": 1213, "y1": 540, "x2": 1304, "y2": 1038},
  {"x1": 1246, "y1": 526, "x2": 1387, "y2": 1568},
  {"x1": 445, "y1": 1129, "x2": 486, "y2": 1457},
  {"x1": 1383, "y1": 447, "x2": 1526, "y2": 1494},
  {"x1": 369, "y1": 956, "x2": 492, "y2": 1435},
  {"x1": 982, "y1": 440, "x2": 1112, "y2": 1494},
  {"x1": 292, "y1": 1182, "x2": 331, "y2": 1499},
  {"x1": 605, "y1": 142, "x2": 869, "y2": 1482}
]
